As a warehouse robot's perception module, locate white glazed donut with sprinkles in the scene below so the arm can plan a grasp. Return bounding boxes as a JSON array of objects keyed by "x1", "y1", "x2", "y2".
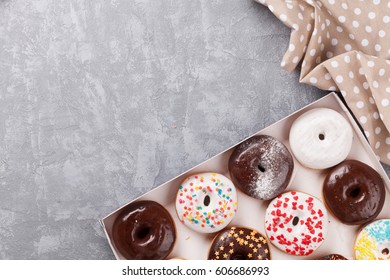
[
  {"x1": 265, "y1": 191, "x2": 329, "y2": 256},
  {"x1": 175, "y1": 173, "x2": 238, "y2": 234}
]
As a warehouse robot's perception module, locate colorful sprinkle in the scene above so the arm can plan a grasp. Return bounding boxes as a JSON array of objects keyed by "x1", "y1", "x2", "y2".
[
  {"x1": 355, "y1": 219, "x2": 390, "y2": 260},
  {"x1": 175, "y1": 173, "x2": 237, "y2": 233}
]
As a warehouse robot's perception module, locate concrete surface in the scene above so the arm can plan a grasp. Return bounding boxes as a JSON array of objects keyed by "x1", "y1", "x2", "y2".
[{"x1": 0, "y1": 0, "x2": 329, "y2": 259}]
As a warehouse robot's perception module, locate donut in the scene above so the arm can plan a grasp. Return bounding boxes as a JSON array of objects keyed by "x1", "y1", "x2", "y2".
[
  {"x1": 323, "y1": 160, "x2": 385, "y2": 225},
  {"x1": 289, "y1": 108, "x2": 353, "y2": 169},
  {"x1": 354, "y1": 219, "x2": 390, "y2": 260},
  {"x1": 175, "y1": 172, "x2": 238, "y2": 233},
  {"x1": 112, "y1": 200, "x2": 176, "y2": 260},
  {"x1": 318, "y1": 254, "x2": 347, "y2": 260},
  {"x1": 208, "y1": 226, "x2": 270, "y2": 260},
  {"x1": 228, "y1": 135, "x2": 294, "y2": 200},
  {"x1": 265, "y1": 191, "x2": 328, "y2": 256}
]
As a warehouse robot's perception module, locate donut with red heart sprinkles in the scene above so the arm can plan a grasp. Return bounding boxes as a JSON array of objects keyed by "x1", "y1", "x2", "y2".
[{"x1": 265, "y1": 191, "x2": 329, "y2": 256}]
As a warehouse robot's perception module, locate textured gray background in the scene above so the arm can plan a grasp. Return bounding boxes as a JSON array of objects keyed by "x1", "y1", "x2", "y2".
[{"x1": 0, "y1": 0, "x2": 329, "y2": 259}]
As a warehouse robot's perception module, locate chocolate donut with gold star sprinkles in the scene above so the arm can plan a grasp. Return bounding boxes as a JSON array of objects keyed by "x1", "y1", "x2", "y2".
[{"x1": 208, "y1": 226, "x2": 271, "y2": 260}]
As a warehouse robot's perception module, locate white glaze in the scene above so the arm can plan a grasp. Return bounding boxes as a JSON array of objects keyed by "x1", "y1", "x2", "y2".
[
  {"x1": 175, "y1": 173, "x2": 238, "y2": 233},
  {"x1": 265, "y1": 191, "x2": 329, "y2": 256},
  {"x1": 289, "y1": 108, "x2": 353, "y2": 169}
]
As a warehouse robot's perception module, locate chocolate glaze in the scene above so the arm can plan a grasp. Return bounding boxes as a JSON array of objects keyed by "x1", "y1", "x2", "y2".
[
  {"x1": 318, "y1": 254, "x2": 347, "y2": 260},
  {"x1": 323, "y1": 160, "x2": 385, "y2": 225},
  {"x1": 208, "y1": 226, "x2": 270, "y2": 260},
  {"x1": 228, "y1": 135, "x2": 294, "y2": 200},
  {"x1": 112, "y1": 200, "x2": 176, "y2": 260}
]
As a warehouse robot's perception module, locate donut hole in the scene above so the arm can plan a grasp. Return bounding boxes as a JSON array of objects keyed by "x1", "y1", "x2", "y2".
[
  {"x1": 382, "y1": 248, "x2": 389, "y2": 255},
  {"x1": 135, "y1": 225, "x2": 151, "y2": 240},
  {"x1": 203, "y1": 195, "x2": 211, "y2": 207},
  {"x1": 230, "y1": 253, "x2": 246, "y2": 260},
  {"x1": 318, "y1": 133, "x2": 325, "y2": 141},
  {"x1": 258, "y1": 165, "x2": 266, "y2": 173},
  {"x1": 292, "y1": 216, "x2": 299, "y2": 226},
  {"x1": 348, "y1": 185, "x2": 361, "y2": 198}
]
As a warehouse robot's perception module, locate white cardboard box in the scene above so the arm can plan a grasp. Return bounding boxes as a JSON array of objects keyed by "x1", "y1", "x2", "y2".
[{"x1": 100, "y1": 92, "x2": 390, "y2": 260}]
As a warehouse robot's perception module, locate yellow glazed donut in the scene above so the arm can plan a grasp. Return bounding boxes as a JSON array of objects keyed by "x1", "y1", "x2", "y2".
[
  {"x1": 175, "y1": 173, "x2": 238, "y2": 233},
  {"x1": 354, "y1": 219, "x2": 390, "y2": 260}
]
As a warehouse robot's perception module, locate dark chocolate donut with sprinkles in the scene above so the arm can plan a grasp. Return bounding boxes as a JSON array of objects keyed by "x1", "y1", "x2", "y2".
[
  {"x1": 229, "y1": 135, "x2": 294, "y2": 200},
  {"x1": 208, "y1": 226, "x2": 270, "y2": 260},
  {"x1": 318, "y1": 254, "x2": 347, "y2": 260}
]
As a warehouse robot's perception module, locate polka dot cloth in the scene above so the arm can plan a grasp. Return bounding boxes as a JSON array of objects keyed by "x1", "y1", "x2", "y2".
[{"x1": 256, "y1": 0, "x2": 390, "y2": 165}]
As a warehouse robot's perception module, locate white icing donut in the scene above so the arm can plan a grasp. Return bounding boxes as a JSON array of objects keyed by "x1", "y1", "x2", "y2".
[
  {"x1": 289, "y1": 108, "x2": 353, "y2": 169},
  {"x1": 175, "y1": 173, "x2": 238, "y2": 233},
  {"x1": 265, "y1": 191, "x2": 328, "y2": 256},
  {"x1": 354, "y1": 219, "x2": 390, "y2": 260}
]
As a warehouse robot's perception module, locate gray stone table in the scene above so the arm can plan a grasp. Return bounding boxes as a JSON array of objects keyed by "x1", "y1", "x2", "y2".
[{"x1": 0, "y1": 0, "x2": 348, "y2": 259}]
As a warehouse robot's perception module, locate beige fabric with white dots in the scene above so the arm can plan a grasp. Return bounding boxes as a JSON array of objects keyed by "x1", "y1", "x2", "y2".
[{"x1": 256, "y1": 0, "x2": 390, "y2": 164}]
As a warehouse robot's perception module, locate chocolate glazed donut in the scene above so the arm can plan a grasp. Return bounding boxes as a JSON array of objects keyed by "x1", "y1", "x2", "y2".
[
  {"x1": 112, "y1": 200, "x2": 176, "y2": 259},
  {"x1": 323, "y1": 160, "x2": 385, "y2": 225},
  {"x1": 318, "y1": 254, "x2": 347, "y2": 260},
  {"x1": 208, "y1": 226, "x2": 270, "y2": 260},
  {"x1": 229, "y1": 135, "x2": 294, "y2": 200}
]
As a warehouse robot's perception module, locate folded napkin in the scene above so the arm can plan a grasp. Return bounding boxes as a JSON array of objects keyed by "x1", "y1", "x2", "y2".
[{"x1": 256, "y1": 0, "x2": 390, "y2": 165}]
